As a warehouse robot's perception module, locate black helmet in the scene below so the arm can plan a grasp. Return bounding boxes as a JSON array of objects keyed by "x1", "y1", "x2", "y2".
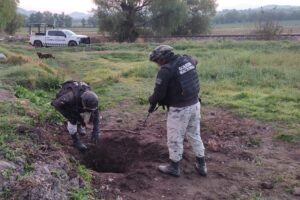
[
  {"x1": 149, "y1": 45, "x2": 174, "y2": 63},
  {"x1": 81, "y1": 91, "x2": 98, "y2": 111}
]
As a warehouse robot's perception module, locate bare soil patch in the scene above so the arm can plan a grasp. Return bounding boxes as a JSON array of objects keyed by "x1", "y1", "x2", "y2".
[
  {"x1": 0, "y1": 89, "x2": 15, "y2": 101},
  {"x1": 39, "y1": 105, "x2": 300, "y2": 200}
]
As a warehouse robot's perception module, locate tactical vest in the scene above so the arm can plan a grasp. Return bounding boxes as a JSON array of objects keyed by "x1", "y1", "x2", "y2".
[
  {"x1": 55, "y1": 80, "x2": 91, "y2": 107},
  {"x1": 163, "y1": 56, "x2": 200, "y2": 103}
]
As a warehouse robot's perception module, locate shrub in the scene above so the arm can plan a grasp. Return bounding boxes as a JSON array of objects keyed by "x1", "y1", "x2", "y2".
[
  {"x1": 36, "y1": 76, "x2": 61, "y2": 91},
  {"x1": 6, "y1": 54, "x2": 30, "y2": 65},
  {"x1": 253, "y1": 9, "x2": 283, "y2": 40}
]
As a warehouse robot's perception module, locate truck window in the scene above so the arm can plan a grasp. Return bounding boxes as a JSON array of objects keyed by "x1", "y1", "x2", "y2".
[
  {"x1": 56, "y1": 31, "x2": 66, "y2": 37},
  {"x1": 48, "y1": 31, "x2": 56, "y2": 36}
]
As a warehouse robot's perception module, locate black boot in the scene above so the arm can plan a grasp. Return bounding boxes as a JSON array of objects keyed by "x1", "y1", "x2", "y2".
[
  {"x1": 195, "y1": 156, "x2": 207, "y2": 176},
  {"x1": 71, "y1": 133, "x2": 87, "y2": 151},
  {"x1": 158, "y1": 161, "x2": 180, "y2": 177}
]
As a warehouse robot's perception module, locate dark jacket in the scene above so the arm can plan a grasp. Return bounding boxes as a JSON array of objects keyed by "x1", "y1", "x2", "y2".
[
  {"x1": 51, "y1": 81, "x2": 100, "y2": 134},
  {"x1": 149, "y1": 54, "x2": 200, "y2": 108}
]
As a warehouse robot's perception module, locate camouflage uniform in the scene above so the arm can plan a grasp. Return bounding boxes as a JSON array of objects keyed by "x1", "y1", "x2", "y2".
[
  {"x1": 149, "y1": 45, "x2": 207, "y2": 176},
  {"x1": 167, "y1": 102, "x2": 205, "y2": 162},
  {"x1": 52, "y1": 81, "x2": 100, "y2": 149}
]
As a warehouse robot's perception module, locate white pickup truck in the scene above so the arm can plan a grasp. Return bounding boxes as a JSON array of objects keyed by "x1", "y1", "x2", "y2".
[{"x1": 29, "y1": 29, "x2": 90, "y2": 47}]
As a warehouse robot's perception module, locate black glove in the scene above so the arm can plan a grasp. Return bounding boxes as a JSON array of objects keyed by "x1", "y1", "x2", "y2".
[
  {"x1": 148, "y1": 104, "x2": 157, "y2": 113},
  {"x1": 91, "y1": 131, "x2": 99, "y2": 144}
]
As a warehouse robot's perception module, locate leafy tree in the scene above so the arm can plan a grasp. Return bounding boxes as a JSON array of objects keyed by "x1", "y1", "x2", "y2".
[
  {"x1": 93, "y1": 0, "x2": 217, "y2": 41},
  {"x1": 28, "y1": 12, "x2": 44, "y2": 24},
  {"x1": 64, "y1": 16, "x2": 73, "y2": 28},
  {"x1": 88, "y1": 15, "x2": 98, "y2": 27},
  {"x1": 57, "y1": 13, "x2": 65, "y2": 27},
  {"x1": 188, "y1": 0, "x2": 217, "y2": 34},
  {"x1": 254, "y1": 9, "x2": 283, "y2": 40},
  {"x1": 4, "y1": 14, "x2": 24, "y2": 35},
  {"x1": 43, "y1": 11, "x2": 55, "y2": 25},
  {"x1": 28, "y1": 12, "x2": 72, "y2": 28},
  {"x1": 150, "y1": 0, "x2": 187, "y2": 35},
  {"x1": 53, "y1": 13, "x2": 59, "y2": 26},
  {"x1": 0, "y1": 0, "x2": 19, "y2": 31},
  {"x1": 81, "y1": 18, "x2": 86, "y2": 27},
  {"x1": 174, "y1": 0, "x2": 217, "y2": 34},
  {"x1": 93, "y1": 0, "x2": 151, "y2": 42}
]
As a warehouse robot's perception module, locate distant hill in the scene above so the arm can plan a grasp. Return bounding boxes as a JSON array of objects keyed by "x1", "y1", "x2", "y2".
[
  {"x1": 17, "y1": 7, "x2": 35, "y2": 16},
  {"x1": 17, "y1": 7, "x2": 92, "y2": 19},
  {"x1": 69, "y1": 12, "x2": 92, "y2": 19},
  {"x1": 261, "y1": 5, "x2": 300, "y2": 10}
]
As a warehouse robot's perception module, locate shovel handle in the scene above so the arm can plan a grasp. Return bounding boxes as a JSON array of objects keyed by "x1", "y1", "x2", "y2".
[{"x1": 143, "y1": 112, "x2": 151, "y2": 127}]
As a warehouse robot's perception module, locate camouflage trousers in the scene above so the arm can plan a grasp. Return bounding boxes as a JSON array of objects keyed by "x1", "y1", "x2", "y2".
[
  {"x1": 67, "y1": 112, "x2": 90, "y2": 135},
  {"x1": 167, "y1": 102, "x2": 205, "y2": 162}
]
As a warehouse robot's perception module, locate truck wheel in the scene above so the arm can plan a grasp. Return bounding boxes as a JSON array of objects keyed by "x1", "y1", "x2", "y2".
[
  {"x1": 68, "y1": 41, "x2": 77, "y2": 47},
  {"x1": 34, "y1": 41, "x2": 43, "y2": 48}
]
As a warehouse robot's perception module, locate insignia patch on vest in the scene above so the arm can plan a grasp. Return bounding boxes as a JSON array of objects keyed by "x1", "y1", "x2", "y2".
[
  {"x1": 156, "y1": 78, "x2": 162, "y2": 85},
  {"x1": 178, "y1": 62, "x2": 195, "y2": 75}
]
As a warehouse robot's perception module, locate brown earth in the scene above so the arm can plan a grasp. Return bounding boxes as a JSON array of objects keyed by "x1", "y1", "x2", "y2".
[
  {"x1": 0, "y1": 89, "x2": 15, "y2": 102},
  {"x1": 38, "y1": 103, "x2": 300, "y2": 200}
]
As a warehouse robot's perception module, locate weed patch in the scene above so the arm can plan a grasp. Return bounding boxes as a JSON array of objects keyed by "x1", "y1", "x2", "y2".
[
  {"x1": 98, "y1": 52, "x2": 146, "y2": 62},
  {"x1": 5, "y1": 54, "x2": 30, "y2": 65},
  {"x1": 14, "y1": 85, "x2": 64, "y2": 124},
  {"x1": 276, "y1": 134, "x2": 300, "y2": 143},
  {"x1": 122, "y1": 64, "x2": 157, "y2": 78}
]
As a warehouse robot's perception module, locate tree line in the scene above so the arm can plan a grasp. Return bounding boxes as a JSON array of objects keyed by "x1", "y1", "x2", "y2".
[
  {"x1": 25, "y1": 12, "x2": 98, "y2": 28},
  {"x1": 26, "y1": 12, "x2": 73, "y2": 28},
  {"x1": 0, "y1": 0, "x2": 97, "y2": 34},
  {"x1": 213, "y1": 7, "x2": 300, "y2": 24}
]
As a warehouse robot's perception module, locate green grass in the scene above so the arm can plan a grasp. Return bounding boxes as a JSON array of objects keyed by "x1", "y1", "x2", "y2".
[
  {"x1": 30, "y1": 40, "x2": 298, "y2": 138},
  {"x1": 70, "y1": 187, "x2": 92, "y2": 200},
  {"x1": 276, "y1": 133, "x2": 300, "y2": 143},
  {"x1": 0, "y1": 46, "x2": 65, "y2": 162},
  {"x1": 77, "y1": 164, "x2": 92, "y2": 183},
  {"x1": 0, "y1": 38, "x2": 299, "y2": 199},
  {"x1": 69, "y1": 164, "x2": 93, "y2": 200},
  {"x1": 14, "y1": 85, "x2": 64, "y2": 124},
  {"x1": 190, "y1": 41, "x2": 300, "y2": 125},
  {"x1": 0, "y1": 46, "x2": 63, "y2": 90},
  {"x1": 0, "y1": 40, "x2": 299, "y2": 141},
  {"x1": 0, "y1": 101, "x2": 33, "y2": 160},
  {"x1": 211, "y1": 20, "x2": 300, "y2": 34}
]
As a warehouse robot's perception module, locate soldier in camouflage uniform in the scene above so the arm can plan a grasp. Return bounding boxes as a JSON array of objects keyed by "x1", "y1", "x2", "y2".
[
  {"x1": 51, "y1": 81, "x2": 100, "y2": 151},
  {"x1": 148, "y1": 45, "x2": 207, "y2": 177}
]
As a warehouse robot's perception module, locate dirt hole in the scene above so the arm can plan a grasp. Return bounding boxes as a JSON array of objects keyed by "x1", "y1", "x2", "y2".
[{"x1": 81, "y1": 136, "x2": 168, "y2": 173}]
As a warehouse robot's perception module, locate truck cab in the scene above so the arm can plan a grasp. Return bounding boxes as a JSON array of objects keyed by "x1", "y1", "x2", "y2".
[{"x1": 29, "y1": 23, "x2": 90, "y2": 47}]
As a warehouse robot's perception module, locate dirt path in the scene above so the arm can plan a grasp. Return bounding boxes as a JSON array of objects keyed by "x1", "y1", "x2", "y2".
[{"x1": 47, "y1": 105, "x2": 300, "y2": 200}]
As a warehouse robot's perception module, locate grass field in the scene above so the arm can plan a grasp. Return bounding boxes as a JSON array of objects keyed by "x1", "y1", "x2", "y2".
[
  {"x1": 13, "y1": 19, "x2": 300, "y2": 37},
  {"x1": 212, "y1": 20, "x2": 300, "y2": 34},
  {"x1": 0, "y1": 40, "x2": 299, "y2": 142},
  {"x1": 0, "y1": 39, "x2": 299, "y2": 199}
]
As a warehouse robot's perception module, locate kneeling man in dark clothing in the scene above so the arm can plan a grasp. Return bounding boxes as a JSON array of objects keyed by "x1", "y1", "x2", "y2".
[{"x1": 51, "y1": 80, "x2": 100, "y2": 151}]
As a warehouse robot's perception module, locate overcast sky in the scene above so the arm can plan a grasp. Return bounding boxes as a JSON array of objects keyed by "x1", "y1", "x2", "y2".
[{"x1": 19, "y1": 0, "x2": 300, "y2": 14}]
